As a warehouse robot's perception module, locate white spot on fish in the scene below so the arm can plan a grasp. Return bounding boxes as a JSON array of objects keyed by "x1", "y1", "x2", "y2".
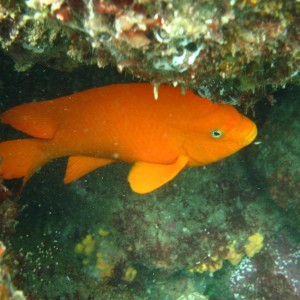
[{"x1": 112, "y1": 153, "x2": 120, "y2": 159}]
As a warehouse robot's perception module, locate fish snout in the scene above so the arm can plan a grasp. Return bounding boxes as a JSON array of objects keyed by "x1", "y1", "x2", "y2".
[{"x1": 240, "y1": 119, "x2": 257, "y2": 146}]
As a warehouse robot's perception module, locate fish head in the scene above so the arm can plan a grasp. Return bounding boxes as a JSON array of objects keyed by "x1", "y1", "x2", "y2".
[{"x1": 183, "y1": 102, "x2": 257, "y2": 166}]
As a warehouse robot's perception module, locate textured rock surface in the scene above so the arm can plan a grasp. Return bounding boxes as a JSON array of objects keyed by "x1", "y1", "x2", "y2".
[
  {"x1": 252, "y1": 86, "x2": 300, "y2": 234},
  {"x1": 1, "y1": 0, "x2": 299, "y2": 105}
]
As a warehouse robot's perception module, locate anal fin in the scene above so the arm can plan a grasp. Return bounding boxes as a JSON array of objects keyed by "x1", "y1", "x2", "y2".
[
  {"x1": 64, "y1": 156, "x2": 114, "y2": 184},
  {"x1": 128, "y1": 156, "x2": 189, "y2": 194}
]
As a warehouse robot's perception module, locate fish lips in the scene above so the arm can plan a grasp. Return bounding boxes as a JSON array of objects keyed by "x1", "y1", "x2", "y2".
[{"x1": 239, "y1": 119, "x2": 258, "y2": 147}]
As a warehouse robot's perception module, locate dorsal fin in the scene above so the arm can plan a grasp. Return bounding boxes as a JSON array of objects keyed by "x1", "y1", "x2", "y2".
[
  {"x1": 1, "y1": 100, "x2": 59, "y2": 139},
  {"x1": 64, "y1": 156, "x2": 115, "y2": 184}
]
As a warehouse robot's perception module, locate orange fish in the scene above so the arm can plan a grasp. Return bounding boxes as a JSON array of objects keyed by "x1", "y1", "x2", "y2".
[{"x1": 0, "y1": 83, "x2": 257, "y2": 194}]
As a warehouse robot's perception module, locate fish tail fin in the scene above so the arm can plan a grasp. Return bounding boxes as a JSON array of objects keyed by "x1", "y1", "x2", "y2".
[{"x1": 0, "y1": 139, "x2": 49, "y2": 186}]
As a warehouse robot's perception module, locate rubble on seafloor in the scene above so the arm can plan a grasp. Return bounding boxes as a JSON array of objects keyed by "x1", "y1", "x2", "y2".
[{"x1": 0, "y1": 0, "x2": 299, "y2": 105}]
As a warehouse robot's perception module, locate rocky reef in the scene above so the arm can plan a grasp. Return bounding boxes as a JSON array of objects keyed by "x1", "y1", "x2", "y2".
[
  {"x1": 0, "y1": 1, "x2": 300, "y2": 294},
  {"x1": 0, "y1": 0, "x2": 299, "y2": 105},
  {"x1": 0, "y1": 52, "x2": 299, "y2": 298},
  {"x1": 253, "y1": 86, "x2": 300, "y2": 235}
]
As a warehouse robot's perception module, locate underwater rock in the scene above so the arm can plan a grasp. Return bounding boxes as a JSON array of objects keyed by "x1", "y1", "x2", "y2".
[
  {"x1": 0, "y1": 181, "x2": 19, "y2": 238},
  {"x1": 0, "y1": 45, "x2": 299, "y2": 298},
  {"x1": 0, "y1": 0, "x2": 299, "y2": 105},
  {"x1": 229, "y1": 230, "x2": 300, "y2": 299},
  {"x1": 112, "y1": 153, "x2": 282, "y2": 274},
  {"x1": 5, "y1": 141, "x2": 284, "y2": 298},
  {"x1": 0, "y1": 241, "x2": 26, "y2": 300},
  {"x1": 252, "y1": 86, "x2": 300, "y2": 233}
]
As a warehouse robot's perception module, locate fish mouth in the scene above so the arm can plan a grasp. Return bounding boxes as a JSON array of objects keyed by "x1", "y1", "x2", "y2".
[{"x1": 242, "y1": 122, "x2": 257, "y2": 146}]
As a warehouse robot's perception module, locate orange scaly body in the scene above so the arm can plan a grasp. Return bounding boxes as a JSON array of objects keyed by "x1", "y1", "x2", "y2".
[{"x1": 0, "y1": 83, "x2": 257, "y2": 193}]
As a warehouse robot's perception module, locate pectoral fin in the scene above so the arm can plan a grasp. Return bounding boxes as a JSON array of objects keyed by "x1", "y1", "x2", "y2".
[
  {"x1": 64, "y1": 156, "x2": 114, "y2": 184},
  {"x1": 128, "y1": 156, "x2": 189, "y2": 194}
]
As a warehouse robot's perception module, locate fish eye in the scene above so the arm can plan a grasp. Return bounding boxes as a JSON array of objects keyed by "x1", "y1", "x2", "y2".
[{"x1": 211, "y1": 129, "x2": 223, "y2": 138}]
